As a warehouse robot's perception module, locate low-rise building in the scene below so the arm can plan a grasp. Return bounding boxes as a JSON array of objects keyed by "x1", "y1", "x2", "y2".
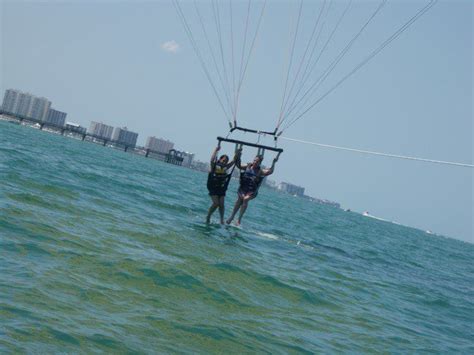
[
  {"x1": 264, "y1": 178, "x2": 277, "y2": 188},
  {"x1": 65, "y1": 122, "x2": 86, "y2": 134},
  {"x1": 277, "y1": 182, "x2": 305, "y2": 197},
  {"x1": 191, "y1": 160, "x2": 210, "y2": 173}
]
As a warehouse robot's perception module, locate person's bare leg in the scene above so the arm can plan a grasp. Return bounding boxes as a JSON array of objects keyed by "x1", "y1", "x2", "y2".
[
  {"x1": 218, "y1": 196, "x2": 225, "y2": 224},
  {"x1": 226, "y1": 196, "x2": 243, "y2": 224},
  {"x1": 236, "y1": 195, "x2": 253, "y2": 226},
  {"x1": 206, "y1": 195, "x2": 220, "y2": 223}
]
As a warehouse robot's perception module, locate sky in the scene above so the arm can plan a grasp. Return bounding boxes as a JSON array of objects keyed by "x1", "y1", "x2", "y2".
[{"x1": 1, "y1": 0, "x2": 472, "y2": 242}]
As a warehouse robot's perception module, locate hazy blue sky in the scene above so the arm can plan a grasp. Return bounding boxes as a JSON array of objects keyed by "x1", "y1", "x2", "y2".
[{"x1": 1, "y1": 0, "x2": 472, "y2": 242}]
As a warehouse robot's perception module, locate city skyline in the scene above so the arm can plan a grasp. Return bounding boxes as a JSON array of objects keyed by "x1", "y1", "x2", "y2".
[{"x1": 1, "y1": 87, "x2": 188, "y2": 157}]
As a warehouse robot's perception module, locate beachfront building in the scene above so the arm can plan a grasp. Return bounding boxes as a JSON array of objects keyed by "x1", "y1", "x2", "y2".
[
  {"x1": 181, "y1": 152, "x2": 195, "y2": 168},
  {"x1": 112, "y1": 127, "x2": 138, "y2": 148},
  {"x1": 264, "y1": 178, "x2": 277, "y2": 188},
  {"x1": 190, "y1": 160, "x2": 210, "y2": 173},
  {"x1": 277, "y1": 182, "x2": 305, "y2": 197},
  {"x1": 2, "y1": 89, "x2": 51, "y2": 120},
  {"x1": 88, "y1": 121, "x2": 114, "y2": 139},
  {"x1": 145, "y1": 136, "x2": 174, "y2": 154},
  {"x1": 45, "y1": 108, "x2": 67, "y2": 126},
  {"x1": 65, "y1": 122, "x2": 86, "y2": 134}
]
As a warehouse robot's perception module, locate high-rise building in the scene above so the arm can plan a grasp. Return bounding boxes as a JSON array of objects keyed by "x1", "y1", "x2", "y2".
[
  {"x1": 16, "y1": 93, "x2": 33, "y2": 117},
  {"x1": 46, "y1": 108, "x2": 67, "y2": 126},
  {"x1": 2, "y1": 89, "x2": 20, "y2": 112},
  {"x1": 277, "y1": 182, "x2": 305, "y2": 197},
  {"x1": 112, "y1": 127, "x2": 138, "y2": 148},
  {"x1": 30, "y1": 97, "x2": 51, "y2": 120},
  {"x1": 1, "y1": 89, "x2": 51, "y2": 120},
  {"x1": 145, "y1": 136, "x2": 174, "y2": 154},
  {"x1": 88, "y1": 121, "x2": 114, "y2": 139}
]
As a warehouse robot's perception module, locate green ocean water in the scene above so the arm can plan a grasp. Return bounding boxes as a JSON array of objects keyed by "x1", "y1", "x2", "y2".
[{"x1": 1, "y1": 120, "x2": 473, "y2": 353}]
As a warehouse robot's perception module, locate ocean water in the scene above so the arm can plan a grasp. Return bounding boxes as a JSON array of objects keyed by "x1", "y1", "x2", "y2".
[{"x1": 1, "y1": 120, "x2": 473, "y2": 353}]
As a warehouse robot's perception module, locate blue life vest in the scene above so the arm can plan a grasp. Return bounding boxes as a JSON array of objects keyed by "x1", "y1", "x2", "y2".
[{"x1": 239, "y1": 165, "x2": 263, "y2": 193}]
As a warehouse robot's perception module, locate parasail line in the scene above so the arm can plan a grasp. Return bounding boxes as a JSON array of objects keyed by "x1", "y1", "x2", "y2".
[
  {"x1": 281, "y1": 0, "x2": 385, "y2": 129},
  {"x1": 277, "y1": 0, "x2": 328, "y2": 130},
  {"x1": 173, "y1": 0, "x2": 232, "y2": 123},
  {"x1": 233, "y1": 0, "x2": 267, "y2": 126},
  {"x1": 276, "y1": 0, "x2": 304, "y2": 129},
  {"x1": 280, "y1": 136, "x2": 474, "y2": 168},
  {"x1": 211, "y1": 0, "x2": 236, "y2": 120},
  {"x1": 193, "y1": 1, "x2": 234, "y2": 116},
  {"x1": 280, "y1": 0, "x2": 438, "y2": 133},
  {"x1": 236, "y1": 0, "x2": 252, "y2": 113},
  {"x1": 277, "y1": 0, "x2": 348, "y2": 129}
]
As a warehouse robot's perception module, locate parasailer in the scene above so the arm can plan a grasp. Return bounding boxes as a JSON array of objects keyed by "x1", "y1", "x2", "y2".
[
  {"x1": 172, "y1": 0, "x2": 448, "y2": 225},
  {"x1": 226, "y1": 152, "x2": 280, "y2": 226},
  {"x1": 206, "y1": 141, "x2": 241, "y2": 224}
]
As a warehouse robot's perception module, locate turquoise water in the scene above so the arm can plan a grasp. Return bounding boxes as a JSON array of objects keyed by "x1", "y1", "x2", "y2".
[{"x1": 1, "y1": 120, "x2": 473, "y2": 353}]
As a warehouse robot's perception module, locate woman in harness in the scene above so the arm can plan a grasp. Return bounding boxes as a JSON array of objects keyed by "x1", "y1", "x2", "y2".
[
  {"x1": 226, "y1": 153, "x2": 279, "y2": 226},
  {"x1": 206, "y1": 144, "x2": 241, "y2": 224}
]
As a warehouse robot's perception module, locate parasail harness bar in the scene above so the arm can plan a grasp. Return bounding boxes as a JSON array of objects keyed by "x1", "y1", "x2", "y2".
[
  {"x1": 229, "y1": 125, "x2": 278, "y2": 138},
  {"x1": 217, "y1": 136, "x2": 283, "y2": 155}
]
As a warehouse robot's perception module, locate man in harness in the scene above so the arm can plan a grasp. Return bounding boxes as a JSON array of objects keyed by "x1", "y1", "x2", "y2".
[
  {"x1": 206, "y1": 144, "x2": 241, "y2": 224},
  {"x1": 226, "y1": 153, "x2": 279, "y2": 226}
]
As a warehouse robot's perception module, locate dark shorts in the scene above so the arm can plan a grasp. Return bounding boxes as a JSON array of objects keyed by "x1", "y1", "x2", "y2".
[{"x1": 208, "y1": 187, "x2": 226, "y2": 197}]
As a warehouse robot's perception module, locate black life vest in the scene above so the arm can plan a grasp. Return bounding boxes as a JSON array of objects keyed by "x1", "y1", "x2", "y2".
[{"x1": 207, "y1": 162, "x2": 232, "y2": 192}]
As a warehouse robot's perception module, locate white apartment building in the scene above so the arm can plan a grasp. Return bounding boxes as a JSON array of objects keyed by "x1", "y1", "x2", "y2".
[
  {"x1": 2, "y1": 89, "x2": 51, "y2": 120},
  {"x1": 277, "y1": 182, "x2": 305, "y2": 197},
  {"x1": 181, "y1": 152, "x2": 195, "y2": 168},
  {"x1": 145, "y1": 136, "x2": 174, "y2": 154},
  {"x1": 88, "y1": 121, "x2": 114, "y2": 139}
]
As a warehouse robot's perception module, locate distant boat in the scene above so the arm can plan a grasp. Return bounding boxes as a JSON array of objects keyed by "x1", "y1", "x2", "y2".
[{"x1": 362, "y1": 211, "x2": 393, "y2": 224}]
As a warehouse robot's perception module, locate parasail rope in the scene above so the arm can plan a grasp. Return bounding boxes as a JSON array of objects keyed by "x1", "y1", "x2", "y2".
[
  {"x1": 236, "y1": 0, "x2": 252, "y2": 116},
  {"x1": 211, "y1": 0, "x2": 236, "y2": 119},
  {"x1": 277, "y1": 0, "x2": 347, "y2": 129},
  {"x1": 280, "y1": 0, "x2": 385, "y2": 129},
  {"x1": 276, "y1": 0, "x2": 328, "y2": 129},
  {"x1": 226, "y1": 0, "x2": 237, "y2": 121},
  {"x1": 276, "y1": 0, "x2": 304, "y2": 128},
  {"x1": 173, "y1": 0, "x2": 232, "y2": 123},
  {"x1": 280, "y1": 136, "x2": 473, "y2": 168},
  {"x1": 233, "y1": 0, "x2": 267, "y2": 126},
  {"x1": 193, "y1": 1, "x2": 234, "y2": 117},
  {"x1": 279, "y1": 0, "x2": 438, "y2": 133}
]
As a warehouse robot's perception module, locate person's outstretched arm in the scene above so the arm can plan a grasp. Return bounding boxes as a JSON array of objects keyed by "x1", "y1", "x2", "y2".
[
  {"x1": 209, "y1": 146, "x2": 220, "y2": 171},
  {"x1": 226, "y1": 148, "x2": 242, "y2": 169},
  {"x1": 262, "y1": 155, "x2": 279, "y2": 176},
  {"x1": 237, "y1": 160, "x2": 247, "y2": 170}
]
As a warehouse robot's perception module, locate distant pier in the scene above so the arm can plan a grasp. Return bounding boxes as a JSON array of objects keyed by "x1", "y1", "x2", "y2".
[{"x1": 0, "y1": 110, "x2": 184, "y2": 166}]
